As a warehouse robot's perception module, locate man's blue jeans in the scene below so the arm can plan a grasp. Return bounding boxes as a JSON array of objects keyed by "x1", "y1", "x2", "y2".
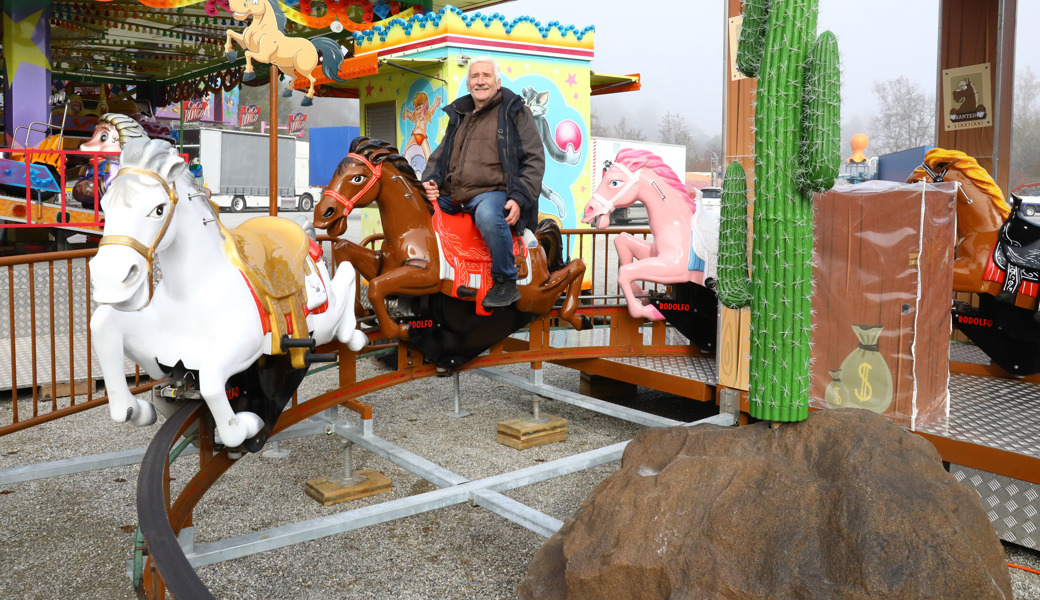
[{"x1": 437, "y1": 191, "x2": 517, "y2": 280}]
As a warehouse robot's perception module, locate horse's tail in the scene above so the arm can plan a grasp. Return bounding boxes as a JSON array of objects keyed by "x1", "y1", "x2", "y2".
[
  {"x1": 535, "y1": 218, "x2": 566, "y2": 272},
  {"x1": 311, "y1": 37, "x2": 346, "y2": 82}
]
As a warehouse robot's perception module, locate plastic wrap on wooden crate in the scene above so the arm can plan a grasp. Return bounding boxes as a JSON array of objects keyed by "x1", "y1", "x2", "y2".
[{"x1": 810, "y1": 181, "x2": 957, "y2": 429}]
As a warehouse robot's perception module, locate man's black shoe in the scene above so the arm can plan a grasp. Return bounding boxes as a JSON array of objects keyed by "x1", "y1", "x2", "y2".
[{"x1": 483, "y1": 276, "x2": 521, "y2": 309}]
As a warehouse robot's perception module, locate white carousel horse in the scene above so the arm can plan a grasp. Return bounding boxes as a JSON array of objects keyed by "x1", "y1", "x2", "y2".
[
  {"x1": 89, "y1": 138, "x2": 367, "y2": 449},
  {"x1": 581, "y1": 147, "x2": 720, "y2": 320}
]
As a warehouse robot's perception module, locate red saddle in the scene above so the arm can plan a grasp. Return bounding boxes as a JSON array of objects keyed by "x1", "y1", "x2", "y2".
[{"x1": 432, "y1": 202, "x2": 528, "y2": 316}]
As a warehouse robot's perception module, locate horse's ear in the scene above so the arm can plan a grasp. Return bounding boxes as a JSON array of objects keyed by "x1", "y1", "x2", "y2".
[
  {"x1": 147, "y1": 139, "x2": 186, "y2": 183},
  {"x1": 349, "y1": 136, "x2": 370, "y2": 153}
]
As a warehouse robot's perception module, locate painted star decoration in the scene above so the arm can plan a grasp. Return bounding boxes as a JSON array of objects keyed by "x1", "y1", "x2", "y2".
[{"x1": 3, "y1": 10, "x2": 50, "y2": 83}]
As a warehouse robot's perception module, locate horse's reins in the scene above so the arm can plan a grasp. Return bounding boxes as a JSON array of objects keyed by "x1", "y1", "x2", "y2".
[
  {"x1": 97, "y1": 167, "x2": 179, "y2": 274},
  {"x1": 588, "y1": 160, "x2": 665, "y2": 214},
  {"x1": 323, "y1": 152, "x2": 382, "y2": 215}
]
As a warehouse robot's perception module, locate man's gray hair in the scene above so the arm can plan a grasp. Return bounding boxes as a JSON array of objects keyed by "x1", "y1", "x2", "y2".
[{"x1": 466, "y1": 55, "x2": 501, "y2": 82}]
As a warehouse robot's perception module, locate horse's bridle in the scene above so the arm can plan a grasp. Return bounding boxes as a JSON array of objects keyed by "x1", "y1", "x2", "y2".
[
  {"x1": 588, "y1": 161, "x2": 666, "y2": 214},
  {"x1": 920, "y1": 162, "x2": 949, "y2": 182},
  {"x1": 322, "y1": 152, "x2": 382, "y2": 215},
  {"x1": 97, "y1": 167, "x2": 179, "y2": 272},
  {"x1": 588, "y1": 162, "x2": 641, "y2": 214}
]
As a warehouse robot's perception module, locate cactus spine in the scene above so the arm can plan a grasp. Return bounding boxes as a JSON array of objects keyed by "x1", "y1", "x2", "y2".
[{"x1": 722, "y1": 0, "x2": 840, "y2": 422}]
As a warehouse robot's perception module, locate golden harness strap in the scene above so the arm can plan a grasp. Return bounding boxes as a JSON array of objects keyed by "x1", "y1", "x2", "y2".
[{"x1": 97, "y1": 167, "x2": 179, "y2": 277}]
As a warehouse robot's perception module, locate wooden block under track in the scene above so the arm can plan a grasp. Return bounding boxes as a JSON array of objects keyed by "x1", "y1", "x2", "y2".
[
  {"x1": 305, "y1": 469, "x2": 391, "y2": 506},
  {"x1": 579, "y1": 372, "x2": 636, "y2": 400},
  {"x1": 38, "y1": 378, "x2": 98, "y2": 400},
  {"x1": 497, "y1": 415, "x2": 567, "y2": 450}
]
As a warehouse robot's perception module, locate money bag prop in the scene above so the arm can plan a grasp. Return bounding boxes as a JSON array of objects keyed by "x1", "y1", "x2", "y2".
[
  {"x1": 827, "y1": 324, "x2": 893, "y2": 414},
  {"x1": 824, "y1": 369, "x2": 847, "y2": 407}
]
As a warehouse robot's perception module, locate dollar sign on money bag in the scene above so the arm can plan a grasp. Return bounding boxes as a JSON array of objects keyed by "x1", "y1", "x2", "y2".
[
  {"x1": 824, "y1": 369, "x2": 849, "y2": 408},
  {"x1": 837, "y1": 324, "x2": 893, "y2": 414}
]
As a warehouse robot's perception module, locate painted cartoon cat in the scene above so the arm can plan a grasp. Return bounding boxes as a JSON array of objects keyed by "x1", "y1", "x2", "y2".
[
  {"x1": 521, "y1": 86, "x2": 580, "y2": 218},
  {"x1": 522, "y1": 86, "x2": 581, "y2": 166}
]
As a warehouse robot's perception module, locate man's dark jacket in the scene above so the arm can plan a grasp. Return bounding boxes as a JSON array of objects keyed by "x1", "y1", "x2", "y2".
[{"x1": 422, "y1": 87, "x2": 544, "y2": 233}]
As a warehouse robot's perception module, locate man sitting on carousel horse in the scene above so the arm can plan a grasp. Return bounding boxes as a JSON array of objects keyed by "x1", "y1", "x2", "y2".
[{"x1": 420, "y1": 56, "x2": 545, "y2": 309}]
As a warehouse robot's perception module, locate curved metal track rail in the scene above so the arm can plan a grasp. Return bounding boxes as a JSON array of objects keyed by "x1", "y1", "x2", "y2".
[{"x1": 133, "y1": 312, "x2": 709, "y2": 598}]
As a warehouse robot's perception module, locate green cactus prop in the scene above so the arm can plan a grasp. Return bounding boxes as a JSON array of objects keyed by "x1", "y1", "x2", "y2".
[
  {"x1": 723, "y1": 0, "x2": 841, "y2": 422},
  {"x1": 717, "y1": 161, "x2": 752, "y2": 309}
]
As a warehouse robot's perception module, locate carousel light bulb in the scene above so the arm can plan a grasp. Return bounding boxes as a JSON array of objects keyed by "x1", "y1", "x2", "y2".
[{"x1": 330, "y1": 18, "x2": 344, "y2": 33}]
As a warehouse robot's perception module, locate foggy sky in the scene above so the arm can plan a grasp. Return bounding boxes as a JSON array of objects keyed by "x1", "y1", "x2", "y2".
[{"x1": 491, "y1": 0, "x2": 1039, "y2": 142}]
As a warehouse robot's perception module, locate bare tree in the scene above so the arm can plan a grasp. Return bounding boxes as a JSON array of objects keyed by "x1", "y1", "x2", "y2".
[
  {"x1": 589, "y1": 108, "x2": 612, "y2": 138},
  {"x1": 658, "y1": 111, "x2": 693, "y2": 148},
  {"x1": 610, "y1": 115, "x2": 646, "y2": 141},
  {"x1": 1011, "y1": 67, "x2": 1040, "y2": 187},
  {"x1": 870, "y1": 76, "x2": 935, "y2": 156}
]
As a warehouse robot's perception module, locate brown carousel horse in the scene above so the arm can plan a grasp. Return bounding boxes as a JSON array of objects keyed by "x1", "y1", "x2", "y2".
[
  {"x1": 906, "y1": 148, "x2": 1010, "y2": 296},
  {"x1": 907, "y1": 148, "x2": 1040, "y2": 375},
  {"x1": 313, "y1": 137, "x2": 588, "y2": 370}
]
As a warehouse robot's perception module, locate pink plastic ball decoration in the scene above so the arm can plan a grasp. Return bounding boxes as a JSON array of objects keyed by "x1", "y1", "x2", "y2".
[{"x1": 554, "y1": 120, "x2": 582, "y2": 153}]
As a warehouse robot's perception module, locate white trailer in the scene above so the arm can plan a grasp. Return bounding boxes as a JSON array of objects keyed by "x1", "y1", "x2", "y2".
[
  {"x1": 197, "y1": 128, "x2": 313, "y2": 213},
  {"x1": 589, "y1": 137, "x2": 687, "y2": 225},
  {"x1": 294, "y1": 140, "x2": 323, "y2": 212}
]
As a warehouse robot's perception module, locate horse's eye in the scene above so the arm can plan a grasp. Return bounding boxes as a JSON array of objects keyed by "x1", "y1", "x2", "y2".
[
  {"x1": 150, "y1": 204, "x2": 165, "y2": 218},
  {"x1": 100, "y1": 133, "x2": 108, "y2": 142},
  {"x1": 609, "y1": 180, "x2": 621, "y2": 188},
  {"x1": 351, "y1": 174, "x2": 365, "y2": 184}
]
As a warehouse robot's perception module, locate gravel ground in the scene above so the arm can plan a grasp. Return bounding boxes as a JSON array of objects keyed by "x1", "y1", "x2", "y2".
[{"x1": 2, "y1": 357, "x2": 1039, "y2": 599}]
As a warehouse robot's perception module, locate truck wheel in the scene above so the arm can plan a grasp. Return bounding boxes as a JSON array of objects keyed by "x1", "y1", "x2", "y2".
[
  {"x1": 231, "y1": 195, "x2": 246, "y2": 213},
  {"x1": 299, "y1": 193, "x2": 314, "y2": 212}
]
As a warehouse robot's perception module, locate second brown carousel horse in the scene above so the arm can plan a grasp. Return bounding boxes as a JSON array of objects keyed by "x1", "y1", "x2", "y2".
[
  {"x1": 906, "y1": 148, "x2": 1011, "y2": 296},
  {"x1": 313, "y1": 137, "x2": 588, "y2": 370},
  {"x1": 908, "y1": 148, "x2": 1040, "y2": 375}
]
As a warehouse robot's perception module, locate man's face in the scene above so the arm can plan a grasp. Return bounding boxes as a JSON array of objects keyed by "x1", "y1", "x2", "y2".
[{"x1": 467, "y1": 61, "x2": 500, "y2": 107}]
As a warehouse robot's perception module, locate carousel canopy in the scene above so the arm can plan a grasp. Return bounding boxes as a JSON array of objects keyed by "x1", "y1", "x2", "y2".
[{"x1": 16, "y1": 1, "x2": 509, "y2": 87}]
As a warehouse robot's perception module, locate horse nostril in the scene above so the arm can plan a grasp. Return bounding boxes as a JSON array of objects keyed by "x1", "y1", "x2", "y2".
[
  {"x1": 322, "y1": 206, "x2": 335, "y2": 219},
  {"x1": 122, "y1": 264, "x2": 139, "y2": 285}
]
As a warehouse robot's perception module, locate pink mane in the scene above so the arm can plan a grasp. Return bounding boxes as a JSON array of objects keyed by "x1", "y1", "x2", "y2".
[{"x1": 613, "y1": 148, "x2": 696, "y2": 212}]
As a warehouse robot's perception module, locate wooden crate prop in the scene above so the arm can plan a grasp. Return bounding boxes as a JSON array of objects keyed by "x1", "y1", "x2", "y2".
[{"x1": 810, "y1": 182, "x2": 957, "y2": 429}]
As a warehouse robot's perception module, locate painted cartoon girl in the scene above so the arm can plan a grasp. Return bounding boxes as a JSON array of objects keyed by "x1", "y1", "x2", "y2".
[{"x1": 401, "y1": 90, "x2": 442, "y2": 176}]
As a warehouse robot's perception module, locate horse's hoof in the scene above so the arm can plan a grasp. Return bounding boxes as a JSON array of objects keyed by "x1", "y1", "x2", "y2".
[
  {"x1": 242, "y1": 71, "x2": 255, "y2": 82},
  {"x1": 225, "y1": 51, "x2": 237, "y2": 63},
  {"x1": 282, "y1": 89, "x2": 293, "y2": 97},
  {"x1": 578, "y1": 315, "x2": 593, "y2": 330},
  {"x1": 125, "y1": 406, "x2": 134, "y2": 422},
  {"x1": 131, "y1": 400, "x2": 157, "y2": 427},
  {"x1": 301, "y1": 96, "x2": 314, "y2": 107}
]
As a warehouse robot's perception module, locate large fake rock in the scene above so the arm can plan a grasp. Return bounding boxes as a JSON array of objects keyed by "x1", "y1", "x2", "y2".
[{"x1": 519, "y1": 409, "x2": 1012, "y2": 600}]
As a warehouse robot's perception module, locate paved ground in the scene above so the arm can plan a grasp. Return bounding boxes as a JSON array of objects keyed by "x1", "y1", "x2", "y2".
[{"x1": 1, "y1": 356, "x2": 1039, "y2": 599}]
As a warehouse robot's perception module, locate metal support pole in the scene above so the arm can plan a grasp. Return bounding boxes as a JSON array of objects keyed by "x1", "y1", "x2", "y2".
[
  {"x1": 329, "y1": 440, "x2": 365, "y2": 487},
  {"x1": 262, "y1": 439, "x2": 291, "y2": 459},
  {"x1": 445, "y1": 372, "x2": 470, "y2": 418},
  {"x1": 269, "y1": 63, "x2": 278, "y2": 216}
]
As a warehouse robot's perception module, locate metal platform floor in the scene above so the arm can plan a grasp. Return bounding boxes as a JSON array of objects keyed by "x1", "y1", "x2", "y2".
[{"x1": 515, "y1": 325, "x2": 718, "y2": 392}]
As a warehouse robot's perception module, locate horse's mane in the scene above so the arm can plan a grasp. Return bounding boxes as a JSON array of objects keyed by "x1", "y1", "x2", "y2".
[
  {"x1": 910, "y1": 148, "x2": 1010, "y2": 217},
  {"x1": 338, "y1": 137, "x2": 433, "y2": 215},
  {"x1": 612, "y1": 148, "x2": 696, "y2": 212},
  {"x1": 262, "y1": 0, "x2": 287, "y2": 32},
  {"x1": 107, "y1": 138, "x2": 188, "y2": 209}
]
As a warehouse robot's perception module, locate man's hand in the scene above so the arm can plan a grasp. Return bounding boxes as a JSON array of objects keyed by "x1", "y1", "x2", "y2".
[
  {"x1": 504, "y1": 199, "x2": 520, "y2": 226},
  {"x1": 422, "y1": 180, "x2": 440, "y2": 203}
]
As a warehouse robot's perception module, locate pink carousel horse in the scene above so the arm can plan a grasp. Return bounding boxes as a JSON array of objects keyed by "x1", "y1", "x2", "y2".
[{"x1": 582, "y1": 148, "x2": 719, "y2": 322}]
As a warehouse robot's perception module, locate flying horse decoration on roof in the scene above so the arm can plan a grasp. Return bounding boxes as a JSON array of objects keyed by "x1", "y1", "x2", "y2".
[
  {"x1": 224, "y1": 0, "x2": 350, "y2": 107},
  {"x1": 907, "y1": 148, "x2": 1040, "y2": 375}
]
